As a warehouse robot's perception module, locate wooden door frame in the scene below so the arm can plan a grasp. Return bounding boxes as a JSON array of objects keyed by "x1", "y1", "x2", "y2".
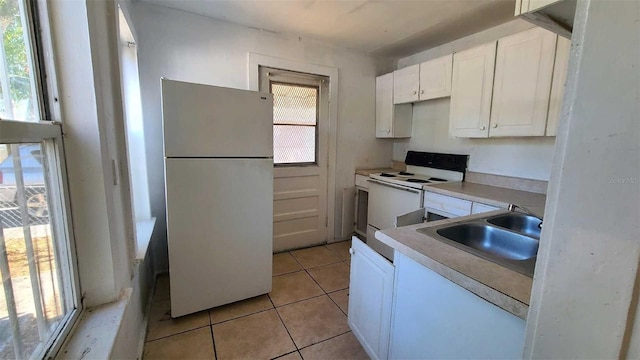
[{"x1": 248, "y1": 53, "x2": 338, "y2": 243}]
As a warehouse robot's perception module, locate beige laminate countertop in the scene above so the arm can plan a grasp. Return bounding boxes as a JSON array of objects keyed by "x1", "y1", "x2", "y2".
[
  {"x1": 377, "y1": 210, "x2": 533, "y2": 320},
  {"x1": 425, "y1": 181, "x2": 547, "y2": 217},
  {"x1": 355, "y1": 168, "x2": 395, "y2": 176}
]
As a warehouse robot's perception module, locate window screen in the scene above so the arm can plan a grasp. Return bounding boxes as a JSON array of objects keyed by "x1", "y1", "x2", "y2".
[{"x1": 271, "y1": 82, "x2": 318, "y2": 164}]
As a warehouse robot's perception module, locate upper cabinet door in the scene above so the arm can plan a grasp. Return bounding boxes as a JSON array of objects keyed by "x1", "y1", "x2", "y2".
[
  {"x1": 489, "y1": 27, "x2": 557, "y2": 137},
  {"x1": 419, "y1": 54, "x2": 453, "y2": 100},
  {"x1": 376, "y1": 73, "x2": 412, "y2": 138},
  {"x1": 376, "y1": 73, "x2": 394, "y2": 138},
  {"x1": 393, "y1": 64, "x2": 420, "y2": 104},
  {"x1": 449, "y1": 42, "x2": 497, "y2": 138},
  {"x1": 546, "y1": 36, "x2": 571, "y2": 136}
]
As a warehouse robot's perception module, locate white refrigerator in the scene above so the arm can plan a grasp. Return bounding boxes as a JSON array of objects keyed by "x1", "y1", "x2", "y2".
[{"x1": 162, "y1": 79, "x2": 274, "y2": 318}]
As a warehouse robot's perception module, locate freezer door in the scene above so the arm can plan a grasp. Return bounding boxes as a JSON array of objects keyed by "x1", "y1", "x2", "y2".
[
  {"x1": 162, "y1": 79, "x2": 273, "y2": 158},
  {"x1": 165, "y1": 158, "x2": 273, "y2": 317}
]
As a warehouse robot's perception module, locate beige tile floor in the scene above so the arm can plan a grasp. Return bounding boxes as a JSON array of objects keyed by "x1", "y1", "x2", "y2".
[{"x1": 143, "y1": 239, "x2": 369, "y2": 360}]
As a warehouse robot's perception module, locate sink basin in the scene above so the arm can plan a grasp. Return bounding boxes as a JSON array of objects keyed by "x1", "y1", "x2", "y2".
[
  {"x1": 434, "y1": 223, "x2": 539, "y2": 261},
  {"x1": 486, "y1": 213, "x2": 542, "y2": 239}
]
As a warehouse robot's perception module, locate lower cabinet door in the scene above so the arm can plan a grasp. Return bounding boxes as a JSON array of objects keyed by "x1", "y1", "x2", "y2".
[
  {"x1": 348, "y1": 237, "x2": 395, "y2": 360},
  {"x1": 389, "y1": 252, "x2": 526, "y2": 359}
]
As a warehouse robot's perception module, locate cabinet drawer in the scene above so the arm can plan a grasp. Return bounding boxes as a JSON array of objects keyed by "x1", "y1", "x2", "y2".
[
  {"x1": 471, "y1": 202, "x2": 502, "y2": 214},
  {"x1": 424, "y1": 192, "x2": 472, "y2": 217},
  {"x1": 355, "y1": 174, "x2": 370, "y2": 189}
]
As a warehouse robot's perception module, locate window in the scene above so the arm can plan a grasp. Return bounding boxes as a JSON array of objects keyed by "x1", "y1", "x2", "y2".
[
  {"x1": 271, "y1": 82, "x2": 319, "y2": 164},
  {"x1": 117, "y1": 7, "x2": 153, "y2": 258},
  {"x1": 0, "y1": 1, "x2": 79, "y2": 358}
]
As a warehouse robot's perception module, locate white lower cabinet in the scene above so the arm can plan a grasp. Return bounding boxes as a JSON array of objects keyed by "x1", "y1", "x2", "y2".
[
  {"x1": 471, "y1": 201, "x2": 502, "y2": 214},
  {"x1": 388, "y1": 252, "x2": 526, "y2": 359},
  {"x1": 348, "y1": 237, "x2": 395, "y2": 360}
]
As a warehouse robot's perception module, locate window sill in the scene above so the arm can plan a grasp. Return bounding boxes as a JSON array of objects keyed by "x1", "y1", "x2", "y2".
[
  {"x1": 135, "y1": 217, "x2": 156, "y2": 261},
  {"x1": 58, "y1": 288, "x2": 131, "y2": 359}
]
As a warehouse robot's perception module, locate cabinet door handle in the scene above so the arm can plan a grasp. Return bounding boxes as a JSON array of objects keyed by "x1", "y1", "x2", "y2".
[
  {"x1": 412, "y1": 90, "x2": 417, "y2": 95},
  {"x1": 480, "y1": 125, "x2": 486, "y2": 130},
  {"x1": 420, "y1": 90, "x2": 424, "y2": 94},
  {"x1": 349, "y1": 248, "x2": 355, "y2": 255},
  {"x1": 492, "y1": 123, "x2": 498, "y2": 128},
  {"x1": 386, "y1": 129, "x2": 391, "y2": 133}
]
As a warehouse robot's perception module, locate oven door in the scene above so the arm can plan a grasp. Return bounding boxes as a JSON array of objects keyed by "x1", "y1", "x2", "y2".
[
  {"x1": 425, "y1": 210, "x2": 453, "y2": 222},
  {"x1": 367, "y1": 180, "x2": 423, "y2": 261},
  {"x1": 367, "y1": 179, "x2": 423, "y2": 230},
  {"x1": 396, "y1": 208, "x2": 426, "y2": 227}
]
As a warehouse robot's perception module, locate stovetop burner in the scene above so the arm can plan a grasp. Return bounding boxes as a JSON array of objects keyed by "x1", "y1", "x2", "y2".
[
  {"x1": 398, "y1": 171, "x2": 414, "y2": 176},
  {"x1": 406, "y1": 178, "x2": 430, "y2": 183},
  {"x1": 379, "y1": 173, "x2": 396, "y2": 177},
  {"x1": 428, "y1": 177, "x2": 447, "y2": 182}
]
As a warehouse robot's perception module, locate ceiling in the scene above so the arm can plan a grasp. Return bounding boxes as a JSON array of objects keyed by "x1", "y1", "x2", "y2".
[{"x1": 140, "y1": 0, "x2": 517, "y2": 57}]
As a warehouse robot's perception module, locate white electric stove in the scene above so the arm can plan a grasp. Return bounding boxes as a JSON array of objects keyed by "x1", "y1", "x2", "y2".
[{"x1": 366, "y1": 151, "x2": 468, "y2": 260}]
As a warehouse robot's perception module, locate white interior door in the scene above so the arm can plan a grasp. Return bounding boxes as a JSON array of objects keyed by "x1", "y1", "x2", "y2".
[{"x1": 260, "y1": 68, "x2": 329, "y2": 252}]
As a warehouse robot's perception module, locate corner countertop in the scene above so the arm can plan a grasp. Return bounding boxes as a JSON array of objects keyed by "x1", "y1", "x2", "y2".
[
  {"x1": 376, "y1": 210, "x2": 533, "y2": 320},
  {"x1": 425, "y1": 181, "x2": 547, "y2": 217},
  {"x1": 355, "y1": 168, "x2": 395, "y2": 176}
]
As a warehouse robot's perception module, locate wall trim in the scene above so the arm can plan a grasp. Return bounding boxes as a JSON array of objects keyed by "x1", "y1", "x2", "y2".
[{"x1": 247, "y1": 53, "x2": 339, "y2": 243}]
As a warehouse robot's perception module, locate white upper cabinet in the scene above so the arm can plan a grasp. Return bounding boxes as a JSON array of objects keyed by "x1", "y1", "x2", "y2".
[
  {"x1": 515, "y1": 0, "x2": 575, "y2": 39},
  {"x1": 449, "y1": 42, "x2": 497, "y2": 138},
  {"x1": 489, "y1": 27, "x2": 557, "y2": 137},
  {"x1": 546, "y1": 35, "x2": 571, "y2": 136},
  {"x1": 376, "y1": 73, "x2": 412, "y2": 138},
  {"x1": 393, "y1": 64, "x2": 420, "y2": 104},
  {"x1": 419, "y1": 54, "x2": 453, "y2": 100}
]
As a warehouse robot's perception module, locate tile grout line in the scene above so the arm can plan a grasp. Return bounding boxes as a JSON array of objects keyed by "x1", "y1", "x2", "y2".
[
  {"x1": 208, "y1": 308, "x2": 217, "y2": 360},
  {"x1": 270, "y1": 349, "x2": 300, "y2": 360},
  {"x1": 297, "y1": 329, "x2": 353, "y2": 352},
  {"x1": 299, "y1": 255, "x2": 351, "y2": 328},
  {"x1": 145, "y1": 323, "x2": 211, "y2": 343},
  {"x1": 286, "y1": 246, "x2": 350, "y2": 317},
  {"x1": 274, "y1": 292, "x2": 327, "y2": 309},
  {"x1": 209, "y1": 324, "x2": 218, "y2": 360},
  {"x1": 268, "y1": 285, "x2": 300, "y2": 353},
  {"x1": 210, "y1": 306, "x2": 275, "y2": 326}
]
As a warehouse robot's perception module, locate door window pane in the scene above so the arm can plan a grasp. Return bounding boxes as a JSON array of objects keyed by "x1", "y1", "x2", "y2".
[
  {"x1": 273, "y1": 125, "x2": 315, "y2": 164},
  {"x1": 272, "y1": 83, "x2": 317, "y2": 125},
  {"x1": 0, "y1": 143, "x2": 71, "y2": 359},
  {"x1": 0, "y1": 0, "x2": 41, "y2": 121},
  {"x1": 271, "y1": 82, "x2": 318, "y2": 165}
]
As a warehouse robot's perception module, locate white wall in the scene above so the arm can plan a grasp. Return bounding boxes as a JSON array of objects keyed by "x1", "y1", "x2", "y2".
[
  {"x1": 130, "y1": 3, "x2": 393, "y2": 270},
  {"x1": 524, "y1": 0, "x2": 640, "y2": 357},
  {"x1": 393, "y1": 20, "x2": 557, "y2": 181}
]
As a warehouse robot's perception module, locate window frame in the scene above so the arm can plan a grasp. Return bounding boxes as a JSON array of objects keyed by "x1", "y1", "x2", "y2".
[
  {"x1": 0, "y1": 120, "x2": 82, "y2": 359},
  {"x1": 270, "y1": 81, "x2": 320, "y2": 166},
  {"x1": 0, "y1": 0, "x2": 82, "y2": 356},
  {"x1": 268, "y1": 73, "x2": 323, "y2": 167}
]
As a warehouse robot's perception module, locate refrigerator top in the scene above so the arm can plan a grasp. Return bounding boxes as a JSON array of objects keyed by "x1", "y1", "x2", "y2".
[{"x1": 162, "y1": 79, "x2": 274, "y2": 158}]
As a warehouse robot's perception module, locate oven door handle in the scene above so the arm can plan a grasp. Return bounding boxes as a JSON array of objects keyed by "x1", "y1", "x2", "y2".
[{"x1": 367, "y1": 179, "x2": 422, "y2": 194}]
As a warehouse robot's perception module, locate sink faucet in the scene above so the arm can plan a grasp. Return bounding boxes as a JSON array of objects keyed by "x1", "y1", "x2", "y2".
[{"x1": 508, "y1": 204, "x2": 543, "y2": 229}]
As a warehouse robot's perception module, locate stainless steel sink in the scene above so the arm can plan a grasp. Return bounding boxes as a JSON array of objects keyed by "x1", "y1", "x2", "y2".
[
  {"x1": 486, "y1": 213, "x2": 542, "y2": 239},
  {"x1": 435, "y1": 223, "x2": 538, "y2": 260},
  {"x1": 417, "y1": 220, "x2": 539, "y2": 277}
]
